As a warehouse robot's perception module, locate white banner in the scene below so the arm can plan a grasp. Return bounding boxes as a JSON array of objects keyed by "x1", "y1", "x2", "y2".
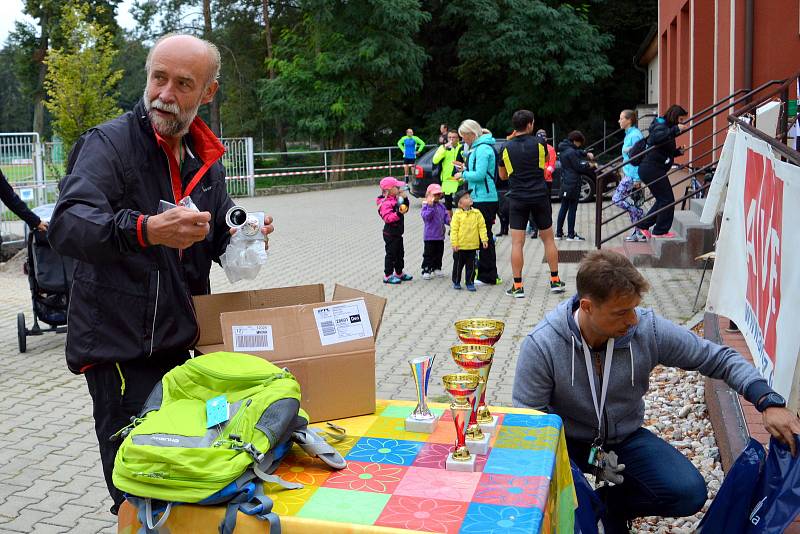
[
  {"x1": 706, "y1": 128, "x2": 800, "y2": 407},
  {"x1": 700, "y1": 126, "x2": 737, "y2": 224}
]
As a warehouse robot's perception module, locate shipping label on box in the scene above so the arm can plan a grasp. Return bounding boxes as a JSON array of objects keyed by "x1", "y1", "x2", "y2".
[
  {"x1": 313, "y1": 299, "x2": 372, "y2": 346},
  {"x1": 231, "y1": 325, "x2": 274, "y2": 352}
]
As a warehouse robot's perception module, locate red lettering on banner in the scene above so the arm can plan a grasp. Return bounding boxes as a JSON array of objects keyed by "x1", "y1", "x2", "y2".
[{"x1": 743, "y1": 149, "x2": 782, "y2": 363}]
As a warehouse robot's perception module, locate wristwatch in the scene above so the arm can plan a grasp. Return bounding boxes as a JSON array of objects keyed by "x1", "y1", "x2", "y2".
[{"x1": 756, "y1": 392, "x2": 786, "y2": 412}]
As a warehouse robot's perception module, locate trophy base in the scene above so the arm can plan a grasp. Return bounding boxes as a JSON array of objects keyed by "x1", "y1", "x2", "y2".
[
  {"x1": 405, "y1": 415, "x2": 439, "y2": 433},
  {"x1": 446, "y1": 453, "x2": 477, "y2": 472},
  {"x1": 465, "y1": 433, "x2": 490, "y2": 455},
  {"x1": 479, "y1": 415, "x2": 500, "y2": 434}
]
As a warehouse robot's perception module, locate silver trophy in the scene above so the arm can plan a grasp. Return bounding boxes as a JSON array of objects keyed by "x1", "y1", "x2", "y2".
[{"x1": 405, "y1": 355, "x2": 439, "y2": 432}]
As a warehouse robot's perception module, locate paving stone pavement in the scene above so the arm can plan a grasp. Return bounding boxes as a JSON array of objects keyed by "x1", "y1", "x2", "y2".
[{"x1": 0, "y1": 185, "x2": 708, "y2": 533}]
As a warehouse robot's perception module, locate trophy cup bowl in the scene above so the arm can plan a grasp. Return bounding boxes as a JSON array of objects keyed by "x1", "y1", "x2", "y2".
[
  {"x1": 454, "y1": 319, "x2": 505, "y2": 432},
  {"x1": 405, "y1": 355, "x2": 439, "y2": 433},
  {"x1": 454, "y1": 318, "x2": 505, "y2": 346},
  {"x1": 450, "y1": 344, "x2": 494, "y2": 453},
  {"x1": 442, "y1": 373, "x2": 480, "y2": 472}
]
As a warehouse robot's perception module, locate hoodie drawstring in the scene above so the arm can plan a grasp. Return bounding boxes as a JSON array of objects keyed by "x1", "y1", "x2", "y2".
[
  {"x1": 629, "y1": 343, "x2": 634, "y2": 387},
  {"x1": 571, "y1": 335, "x2": 576, "y2": 386}
]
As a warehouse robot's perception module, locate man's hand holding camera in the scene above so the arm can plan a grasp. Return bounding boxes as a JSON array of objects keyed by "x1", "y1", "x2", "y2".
[
  {"x1": 229, "y1": 215, "x2": 275, "y2": 251},
  {"x1": 147, "y1": 207, "x2": 211, "y2": 249}
]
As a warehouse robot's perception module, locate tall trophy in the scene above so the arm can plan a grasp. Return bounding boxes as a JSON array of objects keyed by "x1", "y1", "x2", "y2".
[
  {"x1": 405, "y1": 355, "x2": 439, "y2": 432},
  {"x1": 442, "y1": 373, "x2": 480, "y2": 472},
  {"x1": 450, "y1": 344, "x2": 494, "y2": 454},
  {"x1": 454, "y1": 318, "x2": 505, "y2": 432}
]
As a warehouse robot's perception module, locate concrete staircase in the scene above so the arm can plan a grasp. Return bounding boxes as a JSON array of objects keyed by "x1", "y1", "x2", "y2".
[{"x1": 614, "y1": 199, "x2": 716, "y2": 268}]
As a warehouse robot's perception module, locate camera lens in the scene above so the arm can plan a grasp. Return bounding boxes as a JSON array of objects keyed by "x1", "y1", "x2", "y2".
[{"x1": 226, "y1": 206, "x2": 248, "y2": 227}]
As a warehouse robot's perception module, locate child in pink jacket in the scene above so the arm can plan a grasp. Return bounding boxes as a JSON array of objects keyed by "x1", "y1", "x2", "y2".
[{"x1": 376, "y1": 177, "x2": 413, "y2": 284}]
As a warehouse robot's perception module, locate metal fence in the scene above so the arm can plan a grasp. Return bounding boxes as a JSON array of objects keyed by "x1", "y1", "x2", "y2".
[
  {"x1": 253, "y1": 146, "x2": 406, "y2": 184},
  {"x1": 1, "y1": 134, "x2": 256, "y2": 246}
]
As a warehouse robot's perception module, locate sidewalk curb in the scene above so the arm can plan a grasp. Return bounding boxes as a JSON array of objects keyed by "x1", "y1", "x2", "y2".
[{"x1": 703, "y1": 311, "x2": 749, "y2": 472}]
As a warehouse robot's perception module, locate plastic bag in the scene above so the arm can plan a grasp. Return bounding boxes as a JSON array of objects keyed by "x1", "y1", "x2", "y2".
[
  {"x1": 696, "y1": 438, "x2": 766, "y2": 533},
  {"x1": 747, "y1": 436, "x2": 800, "y2": 534},
  {"x1": 219, "y1": 232, "x2": 268, "y2": 283}
]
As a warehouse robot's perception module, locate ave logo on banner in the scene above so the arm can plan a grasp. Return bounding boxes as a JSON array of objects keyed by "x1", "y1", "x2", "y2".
[
  {"x1": 706, "y1": 127, "x2": 800, "y2": 407},
  {"x1": 743, "y1": 150, "x2": 782, "y2": 382}
]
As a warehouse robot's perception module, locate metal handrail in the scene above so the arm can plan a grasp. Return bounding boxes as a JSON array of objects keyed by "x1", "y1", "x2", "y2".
[{"x1": 593, "y1": 77, "x2": 792, "y2": 248}]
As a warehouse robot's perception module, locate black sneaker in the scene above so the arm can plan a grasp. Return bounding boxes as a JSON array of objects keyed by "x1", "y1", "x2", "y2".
[
  {"x1": 550, "y1": 279, "x2": 566, "y2": 293},
  {"x1": 566, "y1": 234, "x2": 586, "y2": 241},
  {"x1": 505, "y1": 285, "x2": 525, "y2": 298},
  {"x1": 554, "y1": 233, "x2": 564, "y2": 240}
]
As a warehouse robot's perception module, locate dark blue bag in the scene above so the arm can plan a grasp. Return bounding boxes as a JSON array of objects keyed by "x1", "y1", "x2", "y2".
[
  {"x1": 696, "y1": 438, "x2": 767, "y2": 533},
  {"x1": 747, "y1": 436, "x2": 800, "y2": 533},
  {"x1": 571, "y1": 460, "x2": 604, "y2": 534}
]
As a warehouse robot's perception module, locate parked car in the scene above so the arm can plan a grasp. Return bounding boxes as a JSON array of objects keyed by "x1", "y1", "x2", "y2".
[{"x1": 409, "y1": 141, "x2": 617, "y2": 203}]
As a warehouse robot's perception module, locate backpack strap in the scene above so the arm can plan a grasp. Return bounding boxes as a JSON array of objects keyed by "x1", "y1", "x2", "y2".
[
  {"x1": 220, "y1": 484, "x2": 280, "y2": 534},
  {"x1": 126, "y1": 496, "x2": 172, "y2": 534},
  {"x1": 292, "y1": 427, "x2": 347, "y2": 469}
]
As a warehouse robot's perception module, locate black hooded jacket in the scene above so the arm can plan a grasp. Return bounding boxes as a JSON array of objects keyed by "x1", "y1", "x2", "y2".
[
  {"x1": 557, "y1": 139, "x2": 595, "y2": 200},
  {"x1": 49, "y1": 100, "x2": 234, "y2": 373}
]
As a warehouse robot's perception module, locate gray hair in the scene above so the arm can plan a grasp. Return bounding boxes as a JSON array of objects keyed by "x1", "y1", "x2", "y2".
[
  {"x1": 145, "y1": 33, "x2": 221, "y2": 87},
  {"x1": 458, "y1": 119, "x2": 483, "y2": 140}
]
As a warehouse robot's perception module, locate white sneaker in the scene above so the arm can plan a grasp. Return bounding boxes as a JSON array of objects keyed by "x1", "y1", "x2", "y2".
[
  {"x1": 434, "y1": 269, "x2": 445, "y2": 278},
  {"x1": 474, "y1": 280, "x2": 486, "y2": 286},
  {"x1": 422, "y1": 272, "x2": 432, "y2": 280}
]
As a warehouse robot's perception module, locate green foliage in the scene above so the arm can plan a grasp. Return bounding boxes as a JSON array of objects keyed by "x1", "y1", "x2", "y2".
[
  {"x1": 443, "y1": 0, "x2": 614, "y2": 133},
  {"x1": 259, "y1": 0, "x2": 430, "y2": 148},
  {"x1": 43, "y1": 1, "x2": 123, "y2": 153}
]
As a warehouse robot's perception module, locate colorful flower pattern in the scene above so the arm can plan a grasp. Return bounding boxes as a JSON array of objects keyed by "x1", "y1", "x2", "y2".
[
  {"x1": 273, "y1": 453, "x2": 332, "y2": 486},
  {"x1": 323, "y1": 461, "x2": 405, "y2": 494},
  {"x1": 345, "y1": 437, "x2": 423, "y2": 466},
  {"x1": 413, "y1": 442, "x2": 488, "y2": 471},
  {"x1": 493, "y1": 425, "x2": 560, "y2": 451},
  {"x1": 460, "y1": 502, "x2": 543, "y2": 533},
  {"x1": 394, "y1": 466, "x2": 481, "y2": 502},
  {"x1": 473, "y1": 473, "x2": 550, "y2": 508},
  {"x1": 376, "y1": 495, "x2": 469, "y2": 533}
]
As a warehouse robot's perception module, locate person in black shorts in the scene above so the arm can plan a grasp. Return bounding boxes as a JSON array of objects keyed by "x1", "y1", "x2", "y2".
[{"x1": 497, "y1": 110, "x2": 565, "y2": 298}]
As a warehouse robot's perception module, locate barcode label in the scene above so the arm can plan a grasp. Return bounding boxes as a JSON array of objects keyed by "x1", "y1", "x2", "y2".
[
  {"x1": 232, "y1": 325, "x2": 274, "y2": 352},
  {"x1": 320, "y1": 321, "x2": 335, "y2": 336}
]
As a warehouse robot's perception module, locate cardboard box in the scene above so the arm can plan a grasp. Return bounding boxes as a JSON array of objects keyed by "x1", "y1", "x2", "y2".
[{"x1": 194, "y1": 284, "x2": 386, "y2": 423}]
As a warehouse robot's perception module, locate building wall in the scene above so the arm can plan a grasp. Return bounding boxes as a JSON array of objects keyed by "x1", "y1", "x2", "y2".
[{"x1": 660, "y1": 0, "x2": 800, "y2": 162}]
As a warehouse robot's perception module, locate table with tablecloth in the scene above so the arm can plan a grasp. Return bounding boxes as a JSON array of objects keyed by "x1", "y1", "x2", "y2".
[{"x1": 119, "y1": 399, "x2": 575, "y2": 533}]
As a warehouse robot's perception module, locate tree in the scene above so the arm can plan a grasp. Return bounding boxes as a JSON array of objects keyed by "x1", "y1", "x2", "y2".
[
  {"x1": 441, "y1": 0, "x2": 614, "y2": 134},
  {"x1": 43, "y1": 1, "x2": 123, "y2": 153},
  {"x1": 11, "y1": 0, "x2": 120, "y2": 136},
  {"x1": 259, "y1": 0, "x2": 430, "y2": 178}
]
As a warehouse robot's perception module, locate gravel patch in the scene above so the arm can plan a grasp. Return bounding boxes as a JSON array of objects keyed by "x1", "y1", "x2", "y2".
[{"x1": 632, "y1": 365, "x2": 723, "y2": 532}]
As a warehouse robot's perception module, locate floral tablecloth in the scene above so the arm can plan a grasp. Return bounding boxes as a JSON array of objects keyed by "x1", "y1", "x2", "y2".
[{"x1": 119, "y1": 400, "x2": 575, "y2": 533}]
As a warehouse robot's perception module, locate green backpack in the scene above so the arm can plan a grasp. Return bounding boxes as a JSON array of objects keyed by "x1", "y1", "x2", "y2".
[{"x1": 112, "y1": 351, "x2": 346, "y2": 533}]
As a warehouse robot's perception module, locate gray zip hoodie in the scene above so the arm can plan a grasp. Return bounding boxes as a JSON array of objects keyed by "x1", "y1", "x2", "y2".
[{"x1": 512, "y1": 295, "x2": 773, "y2": 445}]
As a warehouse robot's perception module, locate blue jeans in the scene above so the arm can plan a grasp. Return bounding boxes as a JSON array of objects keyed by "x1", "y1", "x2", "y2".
[{"x1": 567, "y1": 428, "x2": 707, "y2": 533}]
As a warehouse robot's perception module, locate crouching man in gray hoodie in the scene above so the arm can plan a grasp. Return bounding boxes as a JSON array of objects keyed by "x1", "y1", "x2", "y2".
[{"x1": 512, "y1": 250, "x2": 800, "y2": 533}]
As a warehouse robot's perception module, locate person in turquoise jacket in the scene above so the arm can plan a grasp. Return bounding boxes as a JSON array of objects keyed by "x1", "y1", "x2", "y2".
[
  {"x1": 613, "y1": 109, "x2": 646, "y2": 242},
  {"x1": 453, "y1": 119, "x2": 500, "y2": 285},
  {"x1": 397, "y1": 129, "x2": 425, "y2": 183}
]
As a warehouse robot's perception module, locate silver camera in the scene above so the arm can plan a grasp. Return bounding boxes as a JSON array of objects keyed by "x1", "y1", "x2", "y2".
[{"x1": 225, "y1": 206, "x2": 265, "y2": 241}]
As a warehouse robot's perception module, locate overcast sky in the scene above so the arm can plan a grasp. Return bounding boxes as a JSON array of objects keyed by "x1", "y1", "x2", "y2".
[{"x1": 0, "y1": 0, "x2": 138, "y2": 44}]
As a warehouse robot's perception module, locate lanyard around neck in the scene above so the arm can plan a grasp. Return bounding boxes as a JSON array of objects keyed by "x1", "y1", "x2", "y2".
[{"x1": 574, "y1": 308, "x2": 614, "y2": 438}]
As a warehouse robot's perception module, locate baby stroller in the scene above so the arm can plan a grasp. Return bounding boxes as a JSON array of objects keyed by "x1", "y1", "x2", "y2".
[{"x1": 17, "y1": 203, "x2": 73, "y2": 353}]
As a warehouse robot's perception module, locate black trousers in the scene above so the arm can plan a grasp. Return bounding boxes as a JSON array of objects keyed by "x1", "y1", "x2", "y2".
[
  {"x1": 497, "y1": 193, "x2": 510, "y2": 234},
  {"x1": 421, "y1": 240, "x2": 445, "y2": 272},
  {"x1": 85, "y1": 351, "x2": 190, "y2": 510},
  {"x1": 383, "y1": 233, "x2": 404, "y2": 275},
  {"x1": 472, "y1": 202, "x2": 499, "y2": 283},
  {"x1": 636, "y1": 163, "x2": 675, "y2": 235},
  {"x1": 556, "y1": 197, "x2": 579, "y2": 237},
  {"x1": 452, "y1": 249, "x2": 477, "y2": 285}
]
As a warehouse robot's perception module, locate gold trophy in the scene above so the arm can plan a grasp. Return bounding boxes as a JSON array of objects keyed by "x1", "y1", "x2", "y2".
[
  {"x1": 454, "y1": 318, "x2": 505, "y2": 432},
  {"x1": 450, "y1": 344, "x2": 494, "y2": 454},
  {"x1": 442, "y1": 373, "x2": 480, "y2": 472},
  {"x1": 405, "y1": 355, "x2": 438, "y2": 433}
]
